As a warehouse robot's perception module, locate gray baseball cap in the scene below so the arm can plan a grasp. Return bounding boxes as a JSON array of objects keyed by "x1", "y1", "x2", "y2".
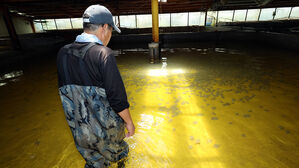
[{"x1": 83, "y1": 5, "x2": 121, "y2": 33}]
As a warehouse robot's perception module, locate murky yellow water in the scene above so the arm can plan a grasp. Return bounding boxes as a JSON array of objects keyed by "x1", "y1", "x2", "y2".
[{"x1": 0, "y1": 46, "x2": 298, "y2": 168}]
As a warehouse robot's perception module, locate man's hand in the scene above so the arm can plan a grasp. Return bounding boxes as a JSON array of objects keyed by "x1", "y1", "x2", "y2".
[
  {"x1": 125, "y1": 121, "x2": 135, "y2": 137},
  {"x1": 118, "y1": 108, "x2": 135, "y2": 137}
]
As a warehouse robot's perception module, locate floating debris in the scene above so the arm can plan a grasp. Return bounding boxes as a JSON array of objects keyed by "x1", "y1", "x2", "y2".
[
  {"x1": 243, "y1": 114, "x2": 251, "y2": 118},
  {"x1": 211, "y1": 117, "x2": 218, "y2": 120},
  {"x1": 213, "y1": 144, "x2": 220, "y2": 148},
  {"x1": 223, "y1": 103, "x2": 230, "y2": 106}
]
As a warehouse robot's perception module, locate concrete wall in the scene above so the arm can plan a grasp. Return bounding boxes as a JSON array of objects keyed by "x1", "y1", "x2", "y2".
[
  {"x1": 0, "y1": 14, "x2": 33, "y2": 38},
  {"x1": 12, "y1": 16, "x2": 33, "y2": 35}
]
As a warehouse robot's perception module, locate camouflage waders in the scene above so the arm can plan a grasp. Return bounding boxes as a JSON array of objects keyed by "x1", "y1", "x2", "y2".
[{"x1": 58, "y1": 43, "x2": 129, "y2": 167}]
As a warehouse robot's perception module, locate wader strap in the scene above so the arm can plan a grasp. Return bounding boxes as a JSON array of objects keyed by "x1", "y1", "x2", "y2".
[
  {"x1": 62, "y1": 42, "x2": 97, "y2": 84},
  {"x1": 66, "y1": 42, "x2": 96, "y2": 59}
]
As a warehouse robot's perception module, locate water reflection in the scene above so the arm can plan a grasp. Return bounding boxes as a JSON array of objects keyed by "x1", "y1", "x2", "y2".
[
  {"x1": 0, "y1": 70, "x2": 23, "y2": 87},
  {"x1": 147, "y1": 57, "x2": 185, "y2": 77},
  {"x1": 138, "y1": 114, "x2": 154, "y2": 130},
  {"x1": 215, "y1": 48, "x2": 226, "y2": 53},
  {"x1": 0, "y1": 83, "x2": 7, "y2": 87},
  {"x1": 0, "y1": 70, "x2": 23, "y2": 81}
]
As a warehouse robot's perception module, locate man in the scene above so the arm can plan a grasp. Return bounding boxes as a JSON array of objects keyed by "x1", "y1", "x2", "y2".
[{"x1": 56, "y1": 4, "x2": 135, "y2": 168}]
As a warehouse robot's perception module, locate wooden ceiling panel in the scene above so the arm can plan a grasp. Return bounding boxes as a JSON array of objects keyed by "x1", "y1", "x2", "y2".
[{"x1": 1, "y1": 0, "x2": 298, "y2": 19}]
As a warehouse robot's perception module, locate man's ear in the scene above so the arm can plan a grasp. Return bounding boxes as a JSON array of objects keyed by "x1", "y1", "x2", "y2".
[{"x1": 103, "y1": 24, "x2": 109, "y2": 32}]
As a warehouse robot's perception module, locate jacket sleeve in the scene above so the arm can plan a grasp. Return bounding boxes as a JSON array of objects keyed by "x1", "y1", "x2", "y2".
[{"x1": 100, "y1": 53, "x2": 130, "y2": 113}]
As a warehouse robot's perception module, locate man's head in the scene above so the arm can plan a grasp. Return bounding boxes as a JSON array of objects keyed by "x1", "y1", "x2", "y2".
[{"x1": 82, "y1": 5, "x2": 121, "y2": 46}]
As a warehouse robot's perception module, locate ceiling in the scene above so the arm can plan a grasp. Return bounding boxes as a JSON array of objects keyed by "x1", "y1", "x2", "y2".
[{"x1": 1, "y1": 0, "x2": 298, "y2": 19}]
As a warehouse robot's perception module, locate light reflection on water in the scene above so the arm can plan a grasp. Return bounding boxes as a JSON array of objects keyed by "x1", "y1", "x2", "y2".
[
  {"x1": 0, "y1": 70, "x2": 23, "y2": 87},
  {"x1": 138, "y1": 114, "x2": 155, "y2": 130},
  {"x1": 0, "y1": 83, "x2": 7, "y2": 87},
  {"x1": 113, "y1": 46, "x2": 299, "y2": 168},
  {"x1": 0, "y1": 70, "x2": 23, "y2": 80}
]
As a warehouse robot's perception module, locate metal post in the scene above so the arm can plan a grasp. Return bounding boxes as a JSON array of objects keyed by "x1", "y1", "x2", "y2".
[
  {"x1": 245, "y1": 9, "x2": 248, "y2": 21},
  {"x1": 257, "y1": 9, "x2": 262, "y2": 21},
  {"x1": 135, "y1": 14, "x2": 137, "y2": 28},
  {"x1": 54, "y1": 19, "x2": 58, "y2": 29},
  {"x1": 272, "y1": 8, "x2": 277, "y2": 20},
  {"x1": 288, "y1": 7, "x2": 293, "y2": 19},
  {"x1": 40, "y1": 19, "x2": 44, "y2": 30},
  {"x1": 216, "y1": 11, "x2": 219, "y2": 26},
  {"x1": 70, "y1": 18, "x2": 73, "y2": 29},
  {"x1": 204, "y1": 11, "x2": 207, "y2": 26},
  {"x1": 187, "y1": 12, "x2": 189, "y2": 26},
  {"x1": 232, "y1": 10, "x2": 235, "y2": 22},
  {"x1": 170, "y1": 13, "x2": 171, "y2": 27}
]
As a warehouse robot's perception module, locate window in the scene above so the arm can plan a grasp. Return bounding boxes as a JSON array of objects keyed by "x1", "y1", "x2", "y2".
[
  {"x1": 171, "y1": 12, "x2": 188, "y2": 27},
  {"x1": 33, "y1": 20, "x2": 44, "y2": 32},
  {"x1": 113, "y1": 16, "x2": 119, "y2": 26},
  {"x1": 290, "y1": 7, "x2": 299, "y2": 19},
  {"x1": 55, "y1": 18, "x2": 72, "y2": 29},
  {"x1": 137, "y1": 14, "x2": 152, "y2": 28},
  {"x1": 218, "y1": 10, "x2": 234, "y2": 22},
  {"x1": 199, "y1": 12, "x2": 206, "y2": 26},
  {"x1": 159, "y1": 13, "x2": 170, "y2": 27},
  {"x1": 274, "y1": 7, "x2": 291, "y2": 20},
  {"x1": 189, "y1": 12, "x2": 205, "y2": 26},
  {"x1": 71, "y1": 18, "x2": 83, "y2": 29},
  {"x1": 233, "y1": 10, "x2": 247, "y2": 22},
  {"x1": 43, "y1": 19, "x2": 56, "y2": 30},
  {"x1": 206, "y1": 11, "x2": 217, "y2": 26},
  {"x1": 189, "y1": 12, "x2": 200, "y2": 26},
  {"x1": 120, "y1": 15, "x2": 136, "y2": 28},
  {"x1": 259, "y1": 8, "x2": 275, "y2": 21},
  {"x1": 246, "y1": 9, "x2": 260, "y2": 21}
]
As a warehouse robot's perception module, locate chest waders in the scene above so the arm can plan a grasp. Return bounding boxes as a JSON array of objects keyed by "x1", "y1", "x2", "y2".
[{"x1": 59, "y1": 42, "x2": 129, "y2": 168}]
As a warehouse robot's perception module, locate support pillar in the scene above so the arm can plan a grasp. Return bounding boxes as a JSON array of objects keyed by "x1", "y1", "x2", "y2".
[
  {"x1": 2, "y1": 7, "x2": 21, "y2": 50},
  {"x1": 151, "y1": 0, "x2": 159, "y2": 42},
  {"x1": 149, "y1": 0, "x2": 160, "y2": 64}
]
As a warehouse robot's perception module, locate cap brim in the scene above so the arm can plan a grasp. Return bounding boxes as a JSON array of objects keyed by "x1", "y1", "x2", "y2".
[{"x1": 112, "y1": 24, "x2": 121, "y2": 33}]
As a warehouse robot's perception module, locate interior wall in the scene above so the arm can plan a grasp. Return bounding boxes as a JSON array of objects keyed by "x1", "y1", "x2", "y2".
[
  {"x1": 12, "y1": 16, "x2": 33, "y2": 35},
  {"x1": 0, "y1": 13, "x2": 9, "y2": 37}
]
